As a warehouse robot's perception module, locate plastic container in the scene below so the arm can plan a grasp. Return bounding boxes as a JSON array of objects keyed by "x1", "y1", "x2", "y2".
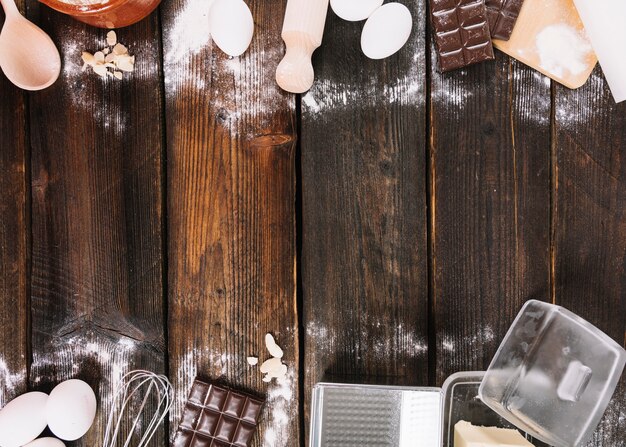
[
  {"x1": 480, "y1": 300, "x2": 626, "y2": 447},
  {"x1": 310, "y1": 301, "x2": 626, "y2": 447},
  {"x1": 39, "y1": 0, "x2": 161, "y2": 28}
]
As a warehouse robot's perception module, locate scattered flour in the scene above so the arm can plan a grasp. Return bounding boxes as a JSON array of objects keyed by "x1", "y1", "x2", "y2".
[
  {"x1": 0, "y1": 357, "x2": 26, "y2": 407},
  {"x1": 263, "y1": 369, "x2": 296, "y2": 447},
  {"x1": 165, "y1": 0, "x2": 214, "y2": 66},
  {"x1": 303, "y1": 74, "x2": 423, "y2": 116},
  {"x1": 555, "y1": 71, "x2": 606, "y2": 128},
  {"x1": 441, "y1": 326, "x2": 496, "y2": 356},
  {"x1": 536, "y1": 24, "x2": 593, "y2": 78}
]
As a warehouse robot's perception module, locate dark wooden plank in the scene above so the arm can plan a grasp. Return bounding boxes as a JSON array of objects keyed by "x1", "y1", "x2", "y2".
[
  {"x1": 430, "y1": 53, "x2": 552, "y2": 384},
  {"x1": 553, "y1": 68, "x2": 626, "y2": 446},
  {"x1": 301, "y1": 0, "x2": 428, "y2": 439},
  {"x1": 0, "y1": 1, "x2": 29, "y2": 409},
  {"x1": 27, "y1": 5, "x2": 166, "y2": 444},
  {"x1": 161, "y1": 0, "x2": 298, "y2": 445}
]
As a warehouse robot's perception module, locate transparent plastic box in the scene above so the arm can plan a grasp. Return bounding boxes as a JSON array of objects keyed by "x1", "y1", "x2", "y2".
[
  {"x1": 310, "y1": 301, "x2": 626, "y2": 447},
  {"x1": 479, "y1": 300, "x2": 626, "y2": 447}
]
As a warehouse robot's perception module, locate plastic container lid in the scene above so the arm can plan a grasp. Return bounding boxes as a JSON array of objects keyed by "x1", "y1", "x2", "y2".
[{"x1": 479, "y1": 300, "x2": 626, "y2": 447}]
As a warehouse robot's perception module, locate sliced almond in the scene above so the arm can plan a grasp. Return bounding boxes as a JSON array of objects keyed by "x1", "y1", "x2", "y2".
[
  {"x1": 246, "y1": 356, "x2": 258, "y2": 366},
  {"x1": 264, "y1": 333, "x2": 284, "y2": 359},
  {"x1": 106, "y1": 30, "x2": 117, "y2": 47},
  {"x1": 113, "y1": 71, "x2": 123, "y2": 80},
  {"x1": 113, "y1": 43, "x2": 128, "y2": 55},
  {"x1": 262, "y1": 374, "x2": 272, "y2": 383},
  {"x1": 94, "y1": 51, "x2": 105, "y2": 63},
  {"x1": 93, "y1": 65, "x2": 108, "y2": 78},
  {"x1": 104, "y1": 53, "x2": 116, "y2": 63},
  {"x1": 103, "y1": 47, "x2": 110, "y2": 55},
  {"x1": 81, "y1": 51, "x2": 95, "y2": 65},
  {"x1": 116, "y1": 56, "x2": 135, "y2": 72},
  {"x1": 260, "y1": 357, "x2": 282, "y2": 374}
]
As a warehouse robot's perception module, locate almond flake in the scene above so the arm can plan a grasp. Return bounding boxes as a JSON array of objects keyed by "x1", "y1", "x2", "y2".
[
  {"x1": 94, "y1": 51, "x2": 105, "y2": 63},
  {"x1": 247, "y1": 356, "x2": 259, "y2": 366},
  {"x1": 106, "y1": 30, "x2": 117, "y2": 47},
  {"x1": 264, "y1": 333, "x2": 283, "y2": 359},
  {"x1": 116, "y1": 57, "x2": 135, "y2": 72},
  {"x1": 105, "y1": 53, "x2": 116, "y2": 63},
  {"x1": 113, "y1": 43, "x2": 128, "y2": 55},
  {"x1": 81, "y1": 52, "x2": 95, "y2": 65},
  {"x1": 260, "y1": 357, "x2": 282, "y2": 374},
  {"x1": 113, "y1": 71, "x2": 123, "y2": 80},
  {"x1": 103, "y1": 48, "x2": 110, "y2": 55},
  {"x1": 93, "y1": 65, "x2": 108, "y2": 78}
]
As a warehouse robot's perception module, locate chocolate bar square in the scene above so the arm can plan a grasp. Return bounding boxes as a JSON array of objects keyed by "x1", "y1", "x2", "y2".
[
  {"x1": 174, "y1": 379, "x2": 265, "y2": 447},
  {"x1": 486, "y1": 0, "x2": 525, "y2": 40},
  {"x1": 430, "y1": 0, "x2": 495, "y2": 72}
]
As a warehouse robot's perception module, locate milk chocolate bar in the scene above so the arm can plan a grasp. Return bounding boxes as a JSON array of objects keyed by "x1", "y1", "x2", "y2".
[
  {"x1": 430, "y1": 0, "x2": 495, "y2": 72},
  {"x1": 173, "y1": 379, "x2": 265, "y2": 447},
  {"x1": 486, "y1": 0, "x2": 525, "y2": 40}
]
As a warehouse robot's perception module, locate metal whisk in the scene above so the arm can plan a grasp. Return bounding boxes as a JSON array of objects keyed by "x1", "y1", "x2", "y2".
[{"x1": 103, "y1": 370, "x2": 173, "y2": 447}]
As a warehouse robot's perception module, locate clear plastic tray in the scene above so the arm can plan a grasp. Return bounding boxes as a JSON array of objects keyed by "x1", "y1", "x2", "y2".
[{"x1": 441, "y1": 372, "x2": 544, "y2": 447}]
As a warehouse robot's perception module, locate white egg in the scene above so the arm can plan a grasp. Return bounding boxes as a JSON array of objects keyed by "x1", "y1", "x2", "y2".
[
  {"x1": 0, "y1": 391, "x2": 48, "y2": 447},
  {"x1": 209, "y1": 0, "x2": 254, "y2": 57},
  {"x1": 330, "y1": 0, "x2": 383, "y2": 21},
  {"x1": 361, "y1": 3, "x2": 413, "y2": 60},
  {"x1": 23, "y1": 438, "x2": 66, "y2": 447},
  {"x1": 46, "y1": 379, "x2": 97, "y2": 441}
]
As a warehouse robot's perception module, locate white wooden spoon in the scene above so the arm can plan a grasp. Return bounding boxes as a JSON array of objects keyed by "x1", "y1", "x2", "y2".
[{"x1": 0, "y1": 0, "x2": 61, "y2": 90}]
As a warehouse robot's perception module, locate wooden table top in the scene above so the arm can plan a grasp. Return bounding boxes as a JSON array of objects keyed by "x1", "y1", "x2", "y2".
[{"x1": 0, "y1": 1, "x2": 624, "y2": 446}]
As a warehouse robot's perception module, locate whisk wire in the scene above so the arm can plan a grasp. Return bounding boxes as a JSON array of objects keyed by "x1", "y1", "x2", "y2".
[{"x1": 103, "y1": 370, "x2": 173, "y2": 447}]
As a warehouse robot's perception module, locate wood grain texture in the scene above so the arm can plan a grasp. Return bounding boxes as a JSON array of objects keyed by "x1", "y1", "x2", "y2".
[
  {"x1": 27, "y1": 5, "x2": 166, "y2": 444},
  {"x1": 161, "y1": 0, "x2": 298, "y2": 445},
  {"x1": 430, "y1": 52, "x2": 551, "y2": 385},
  {"x1": 0, "y1": 1, "x2": 29, "y2": 409},
  {"x1": 301, "y1": 0, "x2": 428, "y2": 438},
  {"x1": 553, "y1": 68, "x2": 626, "y2": 446}
]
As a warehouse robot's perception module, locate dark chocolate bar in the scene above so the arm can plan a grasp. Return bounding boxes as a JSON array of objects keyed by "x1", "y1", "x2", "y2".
[
  {"x1": 486, "y1": 0, "x2": 525, "y2": 40},
  {"x1": 173, "y1": 379, "x2": 265, "y2": 447},
  {"x1": 430, "y1": 0, "x2": 495, "y2": 72}
]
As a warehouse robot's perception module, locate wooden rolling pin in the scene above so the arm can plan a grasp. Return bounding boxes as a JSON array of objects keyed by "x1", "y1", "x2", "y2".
[{"x1": 276, "y1": 0, "x2": 330, "y2": 94}]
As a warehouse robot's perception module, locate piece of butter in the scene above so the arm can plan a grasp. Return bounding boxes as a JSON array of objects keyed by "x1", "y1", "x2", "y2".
[{"x1": 454, "y1": 421, "x2": 534, "y2": 447}]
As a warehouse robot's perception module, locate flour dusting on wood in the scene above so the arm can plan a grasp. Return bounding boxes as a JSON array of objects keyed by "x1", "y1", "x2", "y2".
[
  {"x1": 556, "y1": 71, "x2": 607, "y2": 129},
  {"x1": 165, "y1": 0, "x2": 214, "y2": 66},
  {"x1": 303, "y1": 74, "x2": 422, "y2": 116},
  {"x1": 0, "y1": 357, "x2": 26, "y2": 407},
  {"x1": 262, "y1": 369, "x2": 296, "y2": 447}
]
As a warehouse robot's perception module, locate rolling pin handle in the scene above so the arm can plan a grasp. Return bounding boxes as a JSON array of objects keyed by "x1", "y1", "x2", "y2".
[{"x1": 276, "y1": 35, "x2": 315, "y2": 94}]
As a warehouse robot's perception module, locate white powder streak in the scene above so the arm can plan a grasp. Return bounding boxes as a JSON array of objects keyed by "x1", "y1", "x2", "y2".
[
  {"x1": 0, "y1": 357, "x2": 26, "y2": 407},
  {"x1": 263, "y1": 369, "x2": 296, "y2": 447},
  {"x1": 165, "y1": 0, "x2": 214, "y2": 66},
  {"x1": 536, "y1": 24, "x2": 592, "y2": 78}
]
